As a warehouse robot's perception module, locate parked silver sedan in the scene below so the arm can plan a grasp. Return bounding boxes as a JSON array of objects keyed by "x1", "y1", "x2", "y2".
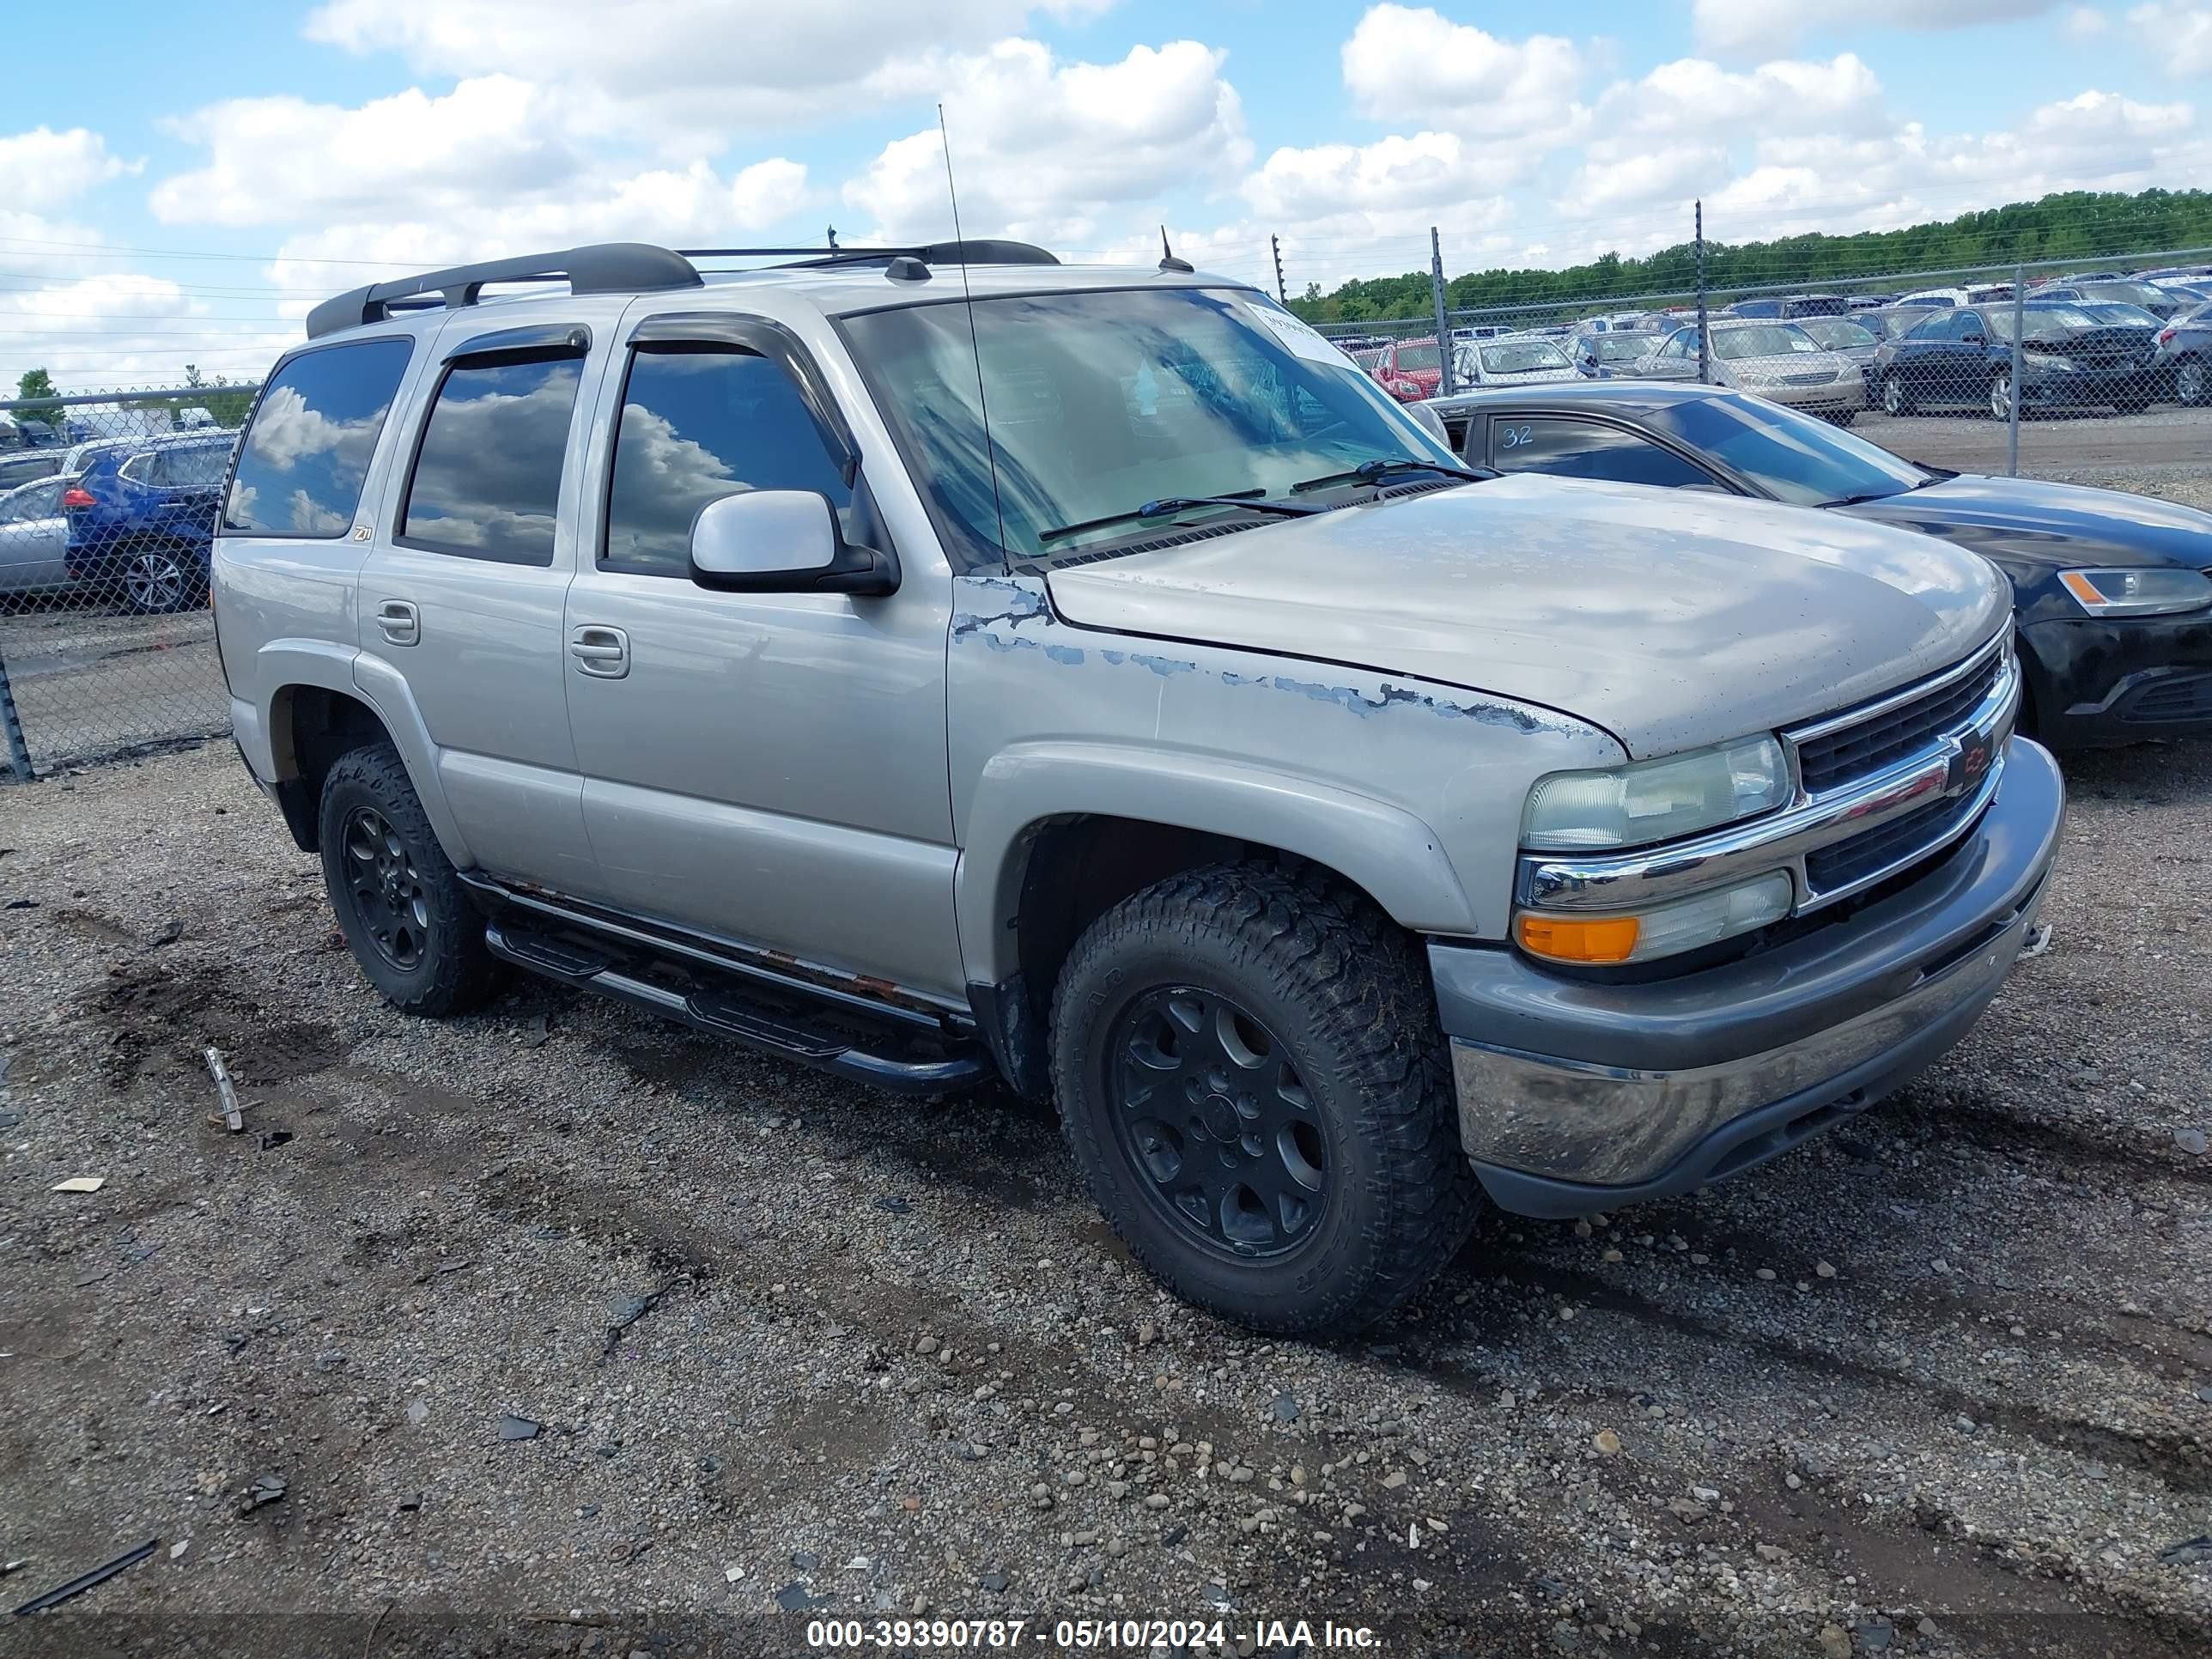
[
  {"x1": 1631, "y1": 319, "x2": 1869, "y2": 422},
  {"x1": 0, "y1": 475, "x2": 75, "y2": 595},
  {"x1": 1450, "y1": 334, "x2": 1583, "y2": 387}
]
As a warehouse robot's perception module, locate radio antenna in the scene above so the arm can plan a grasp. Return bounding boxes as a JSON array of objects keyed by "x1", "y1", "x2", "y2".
[{"x1": 939, "y1": 103, "x2": 1007, "y2": 557}]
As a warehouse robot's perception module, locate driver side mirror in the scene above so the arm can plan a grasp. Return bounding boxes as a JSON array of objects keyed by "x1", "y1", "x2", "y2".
[{"x1": 689, "y1": 489, "x2": 898, "y2": 597}]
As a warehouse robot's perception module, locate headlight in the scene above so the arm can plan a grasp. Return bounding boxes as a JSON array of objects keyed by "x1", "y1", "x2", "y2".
[
  {"x1": 2022, "y1": 351, "x2": 2076, "y2": 370},
  {"x1": 1516, "y1": 872, "x2": 1795, "y2": 965},
  {"x1": 2057, "y1": 567, "x2": 2212, "y2": 617},
  {"x1": 1522, "y1": 735, "x2": 1791, "y2": 852}
]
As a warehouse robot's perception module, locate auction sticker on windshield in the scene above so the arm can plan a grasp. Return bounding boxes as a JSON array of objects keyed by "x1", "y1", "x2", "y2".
[{"x1": 1244, "y1": 299, "x2": 1358, "y2": 368}]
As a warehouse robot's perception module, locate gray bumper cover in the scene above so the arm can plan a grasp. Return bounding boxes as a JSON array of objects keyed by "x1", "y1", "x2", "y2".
[{"x1": 1432, "y1": 737, "x2": 2064, "y2": 1216}]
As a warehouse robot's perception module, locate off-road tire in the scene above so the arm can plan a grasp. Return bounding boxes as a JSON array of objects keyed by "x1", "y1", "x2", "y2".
[
  {"x1": 1050, "y1": 860, "x2": 1480, "y2": 1336},
  {"x1": 318, "y1": 742, "x2": 499, "y2": 1017}
]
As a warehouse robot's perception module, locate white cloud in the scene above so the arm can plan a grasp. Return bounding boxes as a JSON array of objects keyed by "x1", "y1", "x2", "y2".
[
  {"x1": 842, "y1": 40, "x2": 1249, "y2": 246},
  {"x1": 2128, "y1": 3, "x2": 2212, "y2": 74},
  {"x1": 1593, "y1": 54, "x2": 1889, "y2": 138},
  {"x1": 303, "y1": 0, "x2": 1115, "y2": 139},
  {"x1": 1555, "y1": 143, "x2": 1729, "y2": 219},
  {"x1": 151, "y1": 77, "x2": 588, "y2": 228},
  {"x1": 0, "y1": 128, "x2": 135, "y2": 214},
  {"x1": 1693, "y1": 0, "x2": 2059, "y2": 55},
  {"x1": 1340, "y1": 6, "x2": 1584, "y2": 137},
  {"x1": 2063, "y1": 5, "x2": 2111, "y2": 32}
]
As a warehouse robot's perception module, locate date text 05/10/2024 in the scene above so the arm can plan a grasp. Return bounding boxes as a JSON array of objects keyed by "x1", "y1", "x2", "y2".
[{"x1": 804, "y1": 1618, "x2": 1383, "y2": 1650}]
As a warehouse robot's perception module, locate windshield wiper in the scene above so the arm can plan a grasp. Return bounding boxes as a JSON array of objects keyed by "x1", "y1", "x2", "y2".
[
  {"x1": 1290, "y1": 457, "x2": 1494, "y2": 494},
  {"x1": 1036, "y1": 490, "x2": 1322, "y2": 545}
]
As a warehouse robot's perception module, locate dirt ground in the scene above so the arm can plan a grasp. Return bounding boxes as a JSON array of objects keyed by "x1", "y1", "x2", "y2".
[{"x1": 0, "y1": 734, "x2": 2207, "y2": 1659}]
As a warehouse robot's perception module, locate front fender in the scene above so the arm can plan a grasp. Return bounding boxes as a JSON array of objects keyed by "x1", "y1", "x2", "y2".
[{"x1": 955, "y1": 742, "x2": 1480, "y2": 985}]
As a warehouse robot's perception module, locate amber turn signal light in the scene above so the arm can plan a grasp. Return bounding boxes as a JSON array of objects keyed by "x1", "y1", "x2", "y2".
[{"x1": 1516, "y1": 912, "x2": 1641, "y2": 964}]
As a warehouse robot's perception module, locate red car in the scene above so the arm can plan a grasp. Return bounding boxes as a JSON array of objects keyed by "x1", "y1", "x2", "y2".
[{"x1": 1371, "y1": 337, "x2": 1443, "y2": 402}]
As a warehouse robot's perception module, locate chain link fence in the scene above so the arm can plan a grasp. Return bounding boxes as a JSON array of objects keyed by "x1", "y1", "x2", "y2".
[
  {"x1": 0, "y1": 386, "x2": 258, "y2": 779},
  {"x1": 1314, "y1": 246, "x2": 2212, "y2": 489}
]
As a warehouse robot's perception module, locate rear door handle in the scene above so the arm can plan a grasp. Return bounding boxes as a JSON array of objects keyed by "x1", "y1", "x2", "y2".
[
  {"x1": 375, "y1": 599, "x2": 420, "y2": 647},
  {"x1": 569, "y1": 624, "x2": 629, "y2": 678}
]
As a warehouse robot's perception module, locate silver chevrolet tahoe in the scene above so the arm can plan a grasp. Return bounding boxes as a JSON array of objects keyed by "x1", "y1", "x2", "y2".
[{"x1": 212, "y1": 240, "x2": 2063, "y2": 1334}]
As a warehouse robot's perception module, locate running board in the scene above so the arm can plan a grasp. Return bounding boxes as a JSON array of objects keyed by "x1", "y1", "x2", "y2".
[{"x1": 483, "y1": 921, "x2": 991, "y2": 1096}]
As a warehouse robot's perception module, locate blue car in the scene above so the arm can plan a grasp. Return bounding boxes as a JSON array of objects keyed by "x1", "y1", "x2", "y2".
[{"x1": 63, "y1": 431, "x2": 237, "y2": 613}]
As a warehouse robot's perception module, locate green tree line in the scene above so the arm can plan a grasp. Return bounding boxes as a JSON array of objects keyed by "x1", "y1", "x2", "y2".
[{"x1": 1287, "y1": 189, "x2": 2212, "y2": 325}]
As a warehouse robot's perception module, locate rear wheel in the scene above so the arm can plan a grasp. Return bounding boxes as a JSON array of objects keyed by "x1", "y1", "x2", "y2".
[
  {"x1": 1881, "y1": 374, "x2": 1914, "y2": 416},
  {"x1": 319, "y1": 742, "x2": 499, "y2": 1017},
  {"x1": 1050, "y1": 862, "x2": 1479, "y2": 1336},
  {"x1": 2175, "y1": 357, "x2": 2208, "y2": 407},
  {"x1": 118, "y1": 547, "x2": 196, "y2": 614}
]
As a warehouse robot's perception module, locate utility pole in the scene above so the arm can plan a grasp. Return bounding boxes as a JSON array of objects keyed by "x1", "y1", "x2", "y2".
[
  {"x1": 1272, "y1": 234, "x2": 1286, "y2": 306},
  {"x1": 1430, "y1": 226, "x2": 1455, "y2": 396},
  {"x1": 1694, "y1": 199, "x2": 1711, "y2": 386}
]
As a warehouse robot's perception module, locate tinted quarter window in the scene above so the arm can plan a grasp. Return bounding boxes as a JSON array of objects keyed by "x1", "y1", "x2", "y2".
[
  {"x1": 226, "y1": 337, "x2": 412, "y2": 537},
  {"x1": 404, "y1": 354, "x2": 581, "y2": 564},
  {"x1": 1491, "y1": 417, "x2": 1713, "y2": 488},
  {"x1": 604, "y1": 347, "x2": 853, "y2": 576}
]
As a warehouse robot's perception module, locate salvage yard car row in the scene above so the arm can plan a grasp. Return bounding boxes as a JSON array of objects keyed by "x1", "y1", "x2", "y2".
[{"x1": 1346, "y1": 265, "x2": 2212, "y2": 416}]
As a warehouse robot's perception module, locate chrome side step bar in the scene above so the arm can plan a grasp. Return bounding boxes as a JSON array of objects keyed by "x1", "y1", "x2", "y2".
[{"x1": 483, "y1": 920, "x2": 992, "y2": 1097}]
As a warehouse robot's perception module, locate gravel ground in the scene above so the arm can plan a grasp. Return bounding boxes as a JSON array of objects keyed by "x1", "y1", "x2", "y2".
[{"x1": 1, "y1": 735, "x2": 2208, "y2": 1659}]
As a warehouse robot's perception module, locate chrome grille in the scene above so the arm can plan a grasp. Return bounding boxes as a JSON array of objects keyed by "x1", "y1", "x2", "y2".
[
  {"x1": 1778, "y1": 369, "x2": 1838, "y2": 385},
  {"x1": 1796, "y1": 644, "x2": 2005, "y2": 795}
]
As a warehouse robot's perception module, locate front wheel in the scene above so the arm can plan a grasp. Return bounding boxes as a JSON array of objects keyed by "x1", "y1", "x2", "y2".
[
  {"x1": 1881, "y1": 373, "x2": 1914, "y2": 417},
  {"x1": 2175, "y1": 357, "x2": 2208, "y2": 407},
  {"x1": 1988, "y1": 368, "x2": 2014, "y2": 422},
  {"x1": 1050, "y1": 862, "x2": 1479, "y2": 1336},
  {"x1": 319, "y1": 742, "x2": 500, "y2": 1016}
]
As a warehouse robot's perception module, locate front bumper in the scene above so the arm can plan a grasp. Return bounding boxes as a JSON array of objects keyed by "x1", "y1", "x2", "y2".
[
  {"x1": 2020, "y1": 612, "x2": 2212, "y2": 747},
  {"x1": 1433, "y1": 736, "x2": 2063, "y2": 1218}
]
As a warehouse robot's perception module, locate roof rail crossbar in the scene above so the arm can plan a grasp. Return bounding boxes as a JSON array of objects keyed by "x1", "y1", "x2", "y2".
[
  {"x1": 678, "y1": 240, "x2": 1060, "y2": 269},
  {"x1": 304, "y1": 242, "x2": 702, "y2": 341}
]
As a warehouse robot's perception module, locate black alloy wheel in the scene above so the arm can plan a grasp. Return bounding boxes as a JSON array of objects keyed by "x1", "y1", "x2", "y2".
[
  {"x1": 1106, "y1": 986, "x2": 1327, "y2": 1259},
  {"x1": 340, "y1": 805, "x2": 431, "y2": 970}
]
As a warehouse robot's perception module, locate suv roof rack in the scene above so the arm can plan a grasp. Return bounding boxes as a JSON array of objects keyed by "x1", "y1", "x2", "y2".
[
  {"x1": 678, "y1": 240, "x2": 1060, "y2": 270},
  {"x1": 304, "y1": 242, "x2": 703, "y2": 341}
]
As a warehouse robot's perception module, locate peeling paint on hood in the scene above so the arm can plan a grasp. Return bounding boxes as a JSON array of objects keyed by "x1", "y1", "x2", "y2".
[{"x1": 1042, "y1": 475, "x2": 2011, "y2": 757}]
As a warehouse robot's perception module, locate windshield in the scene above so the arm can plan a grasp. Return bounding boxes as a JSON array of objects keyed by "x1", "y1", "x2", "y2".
[
  {"x1": 2079, "y1": 283, "x2": 2165, "y2": 308},
  {"x1": 1799, "y1": 319, "x2": 1876, "y2": 350},
  {"x1": 2082, "y1": 302, "x2": 2160, "y2": 325},
  {"x1": 1711, "y1": 325, "x2": 1821, "y2": 361},
  {"x1": 1395, "y1": 342, "x2": 1441, "y2": 373},
  {"x1": 842, "y1": 288, "x2": 1457, "y2": 561},
  {"x1": 2010, "y1": 306, "x2": 2097, "y2": 335},
  {"x1": 1647, "y1": 394, "x2": 1927, "y2": 507},
  {"x1": 1589, "y1": 335, "x2": 1650, "y2": 361},
  {"x1": 1480, "y1": 339, "x2": 1572, "y2": 374}
]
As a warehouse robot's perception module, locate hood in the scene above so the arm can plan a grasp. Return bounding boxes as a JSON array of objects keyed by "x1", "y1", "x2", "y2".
[
  {"x1": 1838, "y1": 474, "x2": 2212, "y2": 573},
  {"x1": 1043, "y1": 475, "x2": 2010, "y2": 758},
  {"x1": 1726, "y1": 349, "x2": 1857, "y2": 385}
]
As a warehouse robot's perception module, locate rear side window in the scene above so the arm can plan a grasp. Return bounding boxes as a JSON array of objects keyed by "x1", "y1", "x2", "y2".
[
  {"x1": 155, "y1": 444, "x2": 233, "y2": 487},
  {"x1": 402, "y1": 355, "x2": 582, "y2": 564},
  {"x1": 226, "y1": 337, "x2": 412, "y2": 537},
  {"x1": 1491, "y1": 417, "x2": 1714, "y2": 488},
  {"x1": 602, "y1": 347, "x2": 852, "y2": 576}
]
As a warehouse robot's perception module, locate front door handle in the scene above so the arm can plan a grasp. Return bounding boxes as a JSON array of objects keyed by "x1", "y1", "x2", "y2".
[
  {"x1": 375, "y1": 599, "x2": 420, "y2": 647},
  {"x1": 569, "y1": 623, "x2": 629, "y2": 679}
]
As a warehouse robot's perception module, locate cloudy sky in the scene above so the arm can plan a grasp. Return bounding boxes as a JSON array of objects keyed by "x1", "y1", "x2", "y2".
[{"x1": 4, "y1": 0, "x2": 2208, "y2": 389}]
